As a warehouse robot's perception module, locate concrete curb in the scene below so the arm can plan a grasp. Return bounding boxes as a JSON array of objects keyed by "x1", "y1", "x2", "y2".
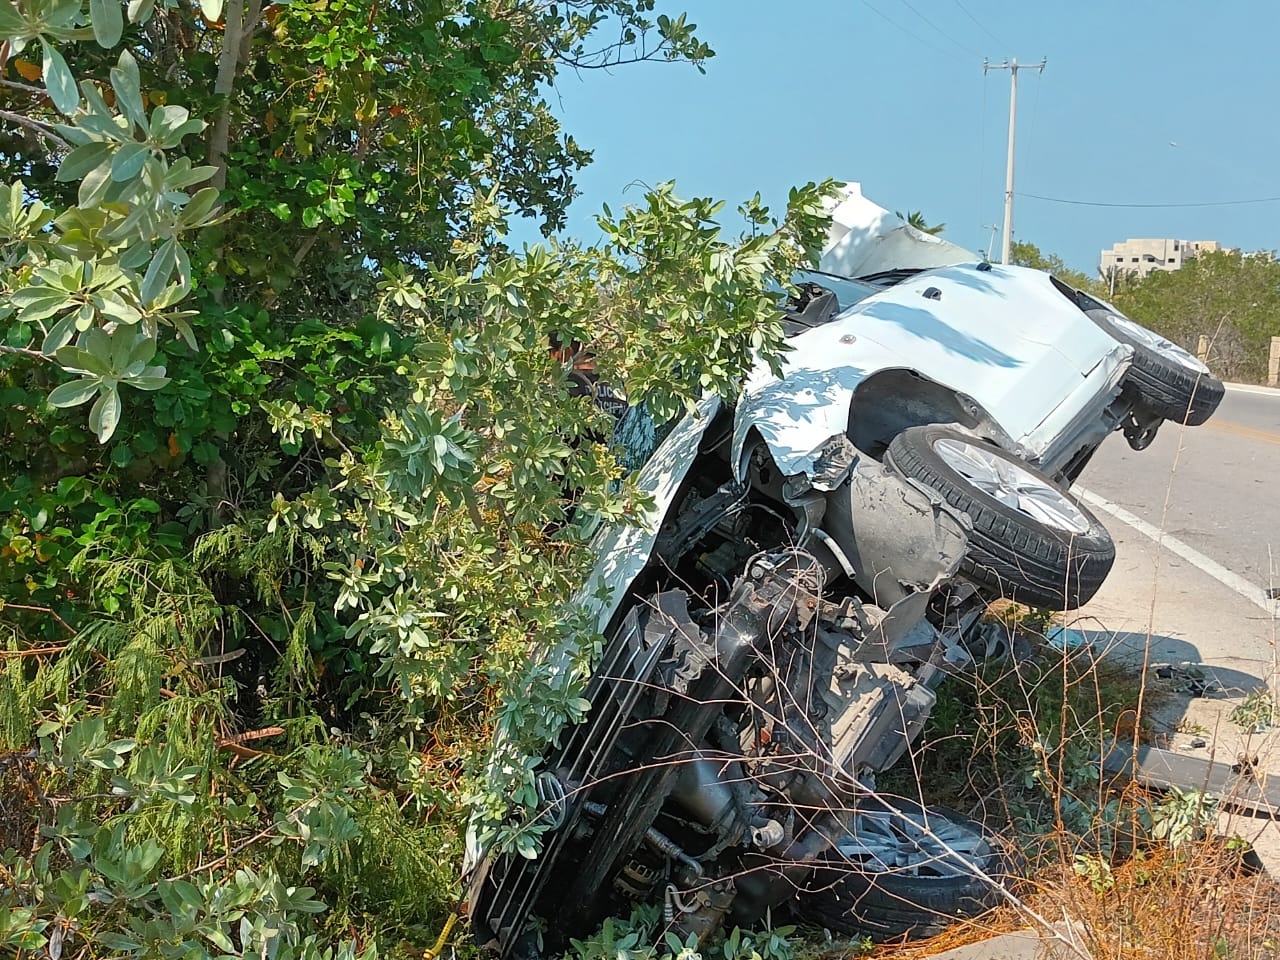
[
  {"x1": 920, "y1": 928, "x2": 1081, "y2": 959},
  {"x1": 1223, "y1": 381, "x2": 1279, "y2": 397}
]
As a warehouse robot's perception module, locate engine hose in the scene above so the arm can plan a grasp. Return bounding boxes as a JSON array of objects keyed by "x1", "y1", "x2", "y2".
[
  {"x1": 583, "y1": 801, "x2": 703, "y2": 878},
  {"x1": 645, "y1": 827, "x2": 704, "y2": 879},
  {"x1": 664, "y1": 883, "x2": 695, "y2": 922},
  {"x1": 813, "y1": 528, "x2": 856, "y2": 578}
]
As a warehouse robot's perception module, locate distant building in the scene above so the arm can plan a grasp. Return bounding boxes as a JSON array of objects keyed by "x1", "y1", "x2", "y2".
[{"x1": 1099, "y1": 238, "x2": 1220, "y2": 278}]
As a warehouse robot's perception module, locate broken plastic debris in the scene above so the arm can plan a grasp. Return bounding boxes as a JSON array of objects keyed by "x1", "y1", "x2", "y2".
[{"x1": 1046, "y1": 626, "x2": 1089, "y2": 650}]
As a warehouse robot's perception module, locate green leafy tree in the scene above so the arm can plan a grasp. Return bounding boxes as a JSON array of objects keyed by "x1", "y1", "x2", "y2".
[
  {"x1": 0, "y1": 0, "x2": 833, "y2": 953},
  {"x1": 1113, "y1": 249, "x2": 1280, "y2": 381},
  {"x1": 1011, "y1": 240, "x2": 1280, "y2": 380}
]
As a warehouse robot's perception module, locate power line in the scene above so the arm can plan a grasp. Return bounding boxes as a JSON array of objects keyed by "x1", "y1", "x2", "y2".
[
  {"x1": 894, "y1": 0, "x2": 981, "y2": 58},
  {"x1": 1018, "y1": 192, "x2": 1280, "y2": 209},
  {"x1": 952, "y1": 0, "x2": 1010, "y2": 49},
  {"x1": 859, "y1": 0, "x2": 965, "y2": 63}
]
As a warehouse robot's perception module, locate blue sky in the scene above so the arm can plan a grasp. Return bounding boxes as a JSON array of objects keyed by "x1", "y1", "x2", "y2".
[{"x1": 536, "y1": 0, "x2": 1279, "y2": 274}]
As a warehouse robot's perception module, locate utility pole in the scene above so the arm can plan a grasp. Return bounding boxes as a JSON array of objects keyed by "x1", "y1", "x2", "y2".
[
  {"x1": 983, "y1": 224, "x2": 1000, "y2": 261},
  {"x1": 984, "y1": 57, "x2": 1046, "y2": 264}
]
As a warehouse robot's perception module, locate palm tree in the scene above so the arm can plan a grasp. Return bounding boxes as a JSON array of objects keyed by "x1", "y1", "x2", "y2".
[{"x1": 896, "y1": 209, "x2": 945, "y2": 236}]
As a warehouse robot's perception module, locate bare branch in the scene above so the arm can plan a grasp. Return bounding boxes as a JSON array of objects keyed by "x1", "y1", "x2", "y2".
[
  {"x1": 0, "y1": 601, "x2": 76, "y2": 635},
  {"x1": 0, "y1": 78, "x2": 47, "y2": 96},
  {"x1": 0, "y1": 109, "x2": 69, "y2": 149},
  {"x1": 0, "y1": 344, "x2": 49, "y2": 360},
  {"x1": 293, "y1": 230, "x2": 320, "y2": 268}
]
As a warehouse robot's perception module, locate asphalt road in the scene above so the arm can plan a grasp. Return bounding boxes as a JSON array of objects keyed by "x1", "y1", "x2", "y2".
[{"x1": 1076, "y1": 384, "x2": 1280, "y2": 590}]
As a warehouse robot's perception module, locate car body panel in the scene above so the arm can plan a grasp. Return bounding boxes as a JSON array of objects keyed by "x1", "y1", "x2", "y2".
[
  {"x1": 732, "y1": 262, "x2": 1131, "y2": 483},
  {"x1": 821, "y1": 182, "x2": 977, "y2": 276},
  {"x1": 580, "y1": 395, "x2": 723, "y2": 633}
]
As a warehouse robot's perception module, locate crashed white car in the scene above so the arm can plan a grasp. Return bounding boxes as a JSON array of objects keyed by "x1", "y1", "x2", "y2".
[
  {"x1": 747, "y1": 182, "x2": 1223, "y2": 608},
  {"x1": 465, "y1": 184, "x2": 1224, "y2": 954}
]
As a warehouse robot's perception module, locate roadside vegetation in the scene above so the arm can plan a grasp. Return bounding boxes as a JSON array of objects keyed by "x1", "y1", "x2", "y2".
[
  {"x1": 871, "y1": 608, "x2": 1280, "y2": 960},
  {"x1": 0, "y1": 1, "x2": 1275, "y2": 958},
  {"x1": 1012, "y1": 239, "x2": 1280, "y2": 384},
  {"x1": 0, "y1": 1, "x2": 835, "y2": 956}
]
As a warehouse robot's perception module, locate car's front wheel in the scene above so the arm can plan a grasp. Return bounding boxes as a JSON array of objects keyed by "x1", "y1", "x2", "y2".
[
  {"x1": 1079, "y1": 300, "x2": 1224, "y2": 426},
  {"x1": 795, "y1": 799, "x2": 1011, "y2": 939},
  {"x1": 885, "y1": 425, "x2": 1114, "y2": 609}
]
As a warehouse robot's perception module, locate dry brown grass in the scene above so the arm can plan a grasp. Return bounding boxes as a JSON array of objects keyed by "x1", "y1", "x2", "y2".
[
  {"x1": 867, "y1": 611, "x2": 1280, "y2": 960},
  {"x1": 841, "y1": 835, "x2": 1280, "y2": 960}
]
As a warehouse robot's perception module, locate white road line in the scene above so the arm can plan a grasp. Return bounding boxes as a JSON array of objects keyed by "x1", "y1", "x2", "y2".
[
  {"x1": 1075, "y1": 486, "x2": 1277, "y2": 618},
  {"x1": 1224, "y1": 382, "x2": 1280, "y2": 398}
]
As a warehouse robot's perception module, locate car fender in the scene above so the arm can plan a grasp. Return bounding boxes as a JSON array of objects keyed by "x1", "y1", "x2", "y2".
[{"x1": 579, "y1": 395, "x2": 722, "y2": 633}]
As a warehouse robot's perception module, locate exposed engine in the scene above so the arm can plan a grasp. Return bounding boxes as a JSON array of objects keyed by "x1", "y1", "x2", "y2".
[{"x1": 469, "y1": 539, "x2": 951, "y2": 956}]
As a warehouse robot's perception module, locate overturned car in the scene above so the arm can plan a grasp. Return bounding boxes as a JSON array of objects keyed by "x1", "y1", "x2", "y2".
[{"x1": 465, "y1": 184, "x2": 1224, "y2": 954}]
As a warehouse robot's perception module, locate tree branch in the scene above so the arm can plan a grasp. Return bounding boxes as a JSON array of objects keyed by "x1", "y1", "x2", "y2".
[
  {"x1": 0, "y1": 644, "x2": 68, "y2": 657},
  {"x1": 207, "y1": 0, "x2": 246, "y2": 192},
  {"x1": 238, "y1": 0, "x2": 262, "y2": 64},
  {"x1": 0, "y1": 109, "x2": 69, "y2": 149},
  {"x1": 0, "y1": 344, "x2": 49, "y2": 360},
  {"x1": 292, "y1": 230, "x2": 320, "y2": 268},
  {"x1": 0, "y1": 78, "x2": 46, "y2": 96},
  {"x1": 0, "y1": 601, "x2": 76, "y2": 635}
]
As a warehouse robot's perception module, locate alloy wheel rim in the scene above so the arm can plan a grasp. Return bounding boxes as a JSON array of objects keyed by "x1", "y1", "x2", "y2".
[
  {"x1": 1105, "y1": 313, "x2": 1210, "y2": 373},
  {"x1": 933, "y1": 438, "x2": 1092, "y2": 535},
  {"x1": 835, "y1": 804, "x2": 993, "y2": 878}
]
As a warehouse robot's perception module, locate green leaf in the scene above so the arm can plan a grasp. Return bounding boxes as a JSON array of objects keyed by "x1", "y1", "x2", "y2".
[
  {"x1": 110, "y1": 142, "x2": 150, "y2": 181},
  {"x1": 78, "y1": 161, "x2": 112, "y2": 207},
  {"x1": 179, "y1": 186, "x2": 219, "y2": 228},
  {"x1": 56, "y1": 141, "x2": 112, "y2": 182},
  {"x1": 48, "y1": 378, "x2": 100, "y2": 408},
  {"x1": 93, "y1": 291, "x2": 141, "y2": 325},
  {"x1": 206, "y1": 928, "x2": 235, "y2": 954},
  {"x1": 41, "y1": 313, "x2": 78, "y2": 355},
  {"x1": 40, "y1": 40, "x2": 79, "y2": 116},
  {"x1": 54, "y1": 345, "x2": 110, "y2": 377},
  {"x1": 15, "y1": 289, "x2": 74, "y2": 324},
  {"x1": 164, "y1": 159, "x2": 217, "y2": 188},
  {"x1": 146, "y1": 102, "x2": 182, "y2": 136},
  {"x1": 158, "y1": 116, "x2": 204, "y2": 149},
  {"x1": 124, "y1": 332, "x2": 155, "y2": 367},
  {"x1": 125, "y1": 0, "x2": 154, "y2": 22},
  {"x1": 125, "y1": 374, "x2": 169, "y2": 390},
  {"x1": 140, "y1": 237, "x2": 177, "y2": 304},
  {"x1": 108, "y1": 51, "x2": 145, "y2": 131},
  {"x1": 88, "y1": 385, "x2": 121, "y2": 442},
  {"x1": 90, "y1": 0, "x2": 124, "y2": 47},
  {"x1": 97, "y1": 934, "x2": 142, "y2": 952},
  {"x1": 0, "y1": 4, "x2": 28, "y2": 35}
]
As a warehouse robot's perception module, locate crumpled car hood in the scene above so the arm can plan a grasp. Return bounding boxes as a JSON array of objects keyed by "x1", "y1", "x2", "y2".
[{"x1": 819, "y1": 182, "x2": 978, "y2": 277}]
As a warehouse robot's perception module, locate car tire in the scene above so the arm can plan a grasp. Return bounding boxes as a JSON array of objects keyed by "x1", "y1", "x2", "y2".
[
  {"x1": 885, "y1": 425, "x2": 1114, "y2": 609},
  {"x1": 1078, "y1": 299, "x2": 1224, "y2": 426},
  {"x1": 795, "y1": 800, "x2": 1010, "y2": 940}
]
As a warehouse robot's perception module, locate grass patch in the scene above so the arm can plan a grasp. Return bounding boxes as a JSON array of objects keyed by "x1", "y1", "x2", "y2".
[{"x1": 869, "y1": 611, "x2": 1280, "y2": 959}]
